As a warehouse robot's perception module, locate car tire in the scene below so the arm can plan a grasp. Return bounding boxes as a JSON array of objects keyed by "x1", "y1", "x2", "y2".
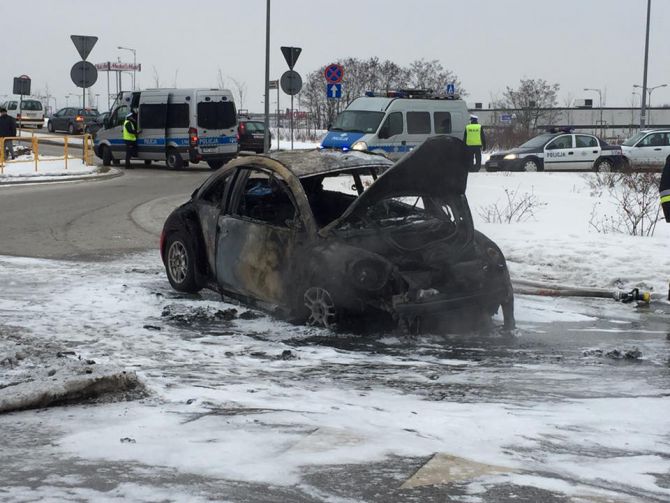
[
  {"x1": 37, "y1": 125, "x2": 43, "y2": 130},
  {"x1": 68, "y1": 123, "x2": 75, "y2": 135},
  {"x1": 164, "y1": 232, "x2": 201, "y2": 293},
  {"x1": 207, "y1": 160, "x2": 224, "y2": 170},
  {"x1": 594, "y1": 158, "x2": 613, "y2": 172},
  {"x1": 144, "y1": 159, "x2": 152, "y2": 166},
  {"x1": 101, "y1": 145, "x2": 113, "y2": 166},
  {"x1": 166, "y1": 149, "x2": 183, "y2": 170},
  {"x1": 47, "y1": 121, "x2": 54, "y2": 133},
  {"x1": 522, "y1": 158, "x2": 542, "y2": 172},
  {"x1": 302, "y1": 286, "x2": 338, "y2": 329}
]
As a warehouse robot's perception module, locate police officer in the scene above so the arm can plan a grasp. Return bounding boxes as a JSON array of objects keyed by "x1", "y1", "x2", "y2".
[
  {"x1": 123, "y1": 110, "x2": 139, "y2": 169},
  {"x1": 660, "y1": 155, "x2": 670, "y2": 223},
  {"x1": 463, "y1": 115, "x2": 486, "y2": 172}
]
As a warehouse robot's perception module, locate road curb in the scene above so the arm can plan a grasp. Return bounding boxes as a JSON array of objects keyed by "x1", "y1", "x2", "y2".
[{"x1": 0, "y1": 167, "x2": 123, "y2": 186}]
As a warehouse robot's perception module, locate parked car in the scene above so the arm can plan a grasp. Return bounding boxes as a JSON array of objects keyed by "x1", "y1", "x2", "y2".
[
  {"x1": 0, "y1": 99, "x2": 44, "y2": 128},
  {"x1": 87, "y1": 112, "x2": 109, "y2": 137},
  {"x1": 238, "y1": 117, "x2": 270, "y2": 153},
  {"x1": 486, "y1": 130, "x2": 624, "y2": 172},
  {"x1": 160, "y1": 136, "x2": 515, "y2": 331},
  {"x1": 621, "y1": 129, "x2": 670, "y2": 169},
  {"x1": 47, "y1": 108, "x2": 99, "y2": 134}
]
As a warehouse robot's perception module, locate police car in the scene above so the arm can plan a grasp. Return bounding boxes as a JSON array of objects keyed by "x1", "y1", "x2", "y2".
[{"x1": 485, "y1": 130, "x2": 624, "y2": 172}]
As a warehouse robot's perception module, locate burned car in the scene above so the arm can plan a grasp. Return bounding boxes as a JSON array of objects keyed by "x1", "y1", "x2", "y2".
[{"x1": 160, "y1": 136, "x2": 514, "y2": 331}]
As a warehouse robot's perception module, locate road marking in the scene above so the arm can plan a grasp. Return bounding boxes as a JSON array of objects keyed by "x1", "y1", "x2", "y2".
[{"x1": 401, "y1": 453, "x2": 514, "y2": 488}]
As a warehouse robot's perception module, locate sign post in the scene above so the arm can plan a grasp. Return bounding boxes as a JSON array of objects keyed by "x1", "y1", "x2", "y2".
[
  {"x1": 12, "y1": 75, "x2": 31, "y2": 136},
  {"x1": 280, "y1": 46, "x2": 302, "y2": 149},
  {"x1": 70, "y1": 35, "x2": 98, "y2": 110},
  {"x1": 269, "y1": 79, "x2": 280, "y2": 149}
]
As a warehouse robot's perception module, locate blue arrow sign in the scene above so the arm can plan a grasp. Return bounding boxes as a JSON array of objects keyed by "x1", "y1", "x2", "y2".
[
  {"x1": 446, "y1": 83, "x2": 455, "y2": 96},
  {"x1": 327, "y1": 83, "x2": 342, "y2": 99}
]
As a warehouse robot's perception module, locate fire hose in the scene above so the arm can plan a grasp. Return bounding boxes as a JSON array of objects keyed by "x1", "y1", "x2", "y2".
[{"x1": 511, "y1": 279, "x2": 653, "y2": 304}]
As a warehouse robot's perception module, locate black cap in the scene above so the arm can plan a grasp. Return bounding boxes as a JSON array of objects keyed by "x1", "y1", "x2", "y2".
[{"x1": 0, "y1": 107, "x2": 6, "y2": 113}]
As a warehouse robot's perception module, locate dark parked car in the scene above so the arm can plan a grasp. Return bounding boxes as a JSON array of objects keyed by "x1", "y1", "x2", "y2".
[
  {"x1": 47, "y1": 107, "x2": 99, "y2": 134},
  {"x1": 160, "y1": 136, "x2": 515, "y2": 331},
  {"x1": 238, "y1": 118, "x2": 271, "y2": 153},
  {"x1": 486, "y1": 130, "x2": 624, "y2": 172},
  {"x1": 87, "y1": 112, "x2": 109, "y2": 137}
]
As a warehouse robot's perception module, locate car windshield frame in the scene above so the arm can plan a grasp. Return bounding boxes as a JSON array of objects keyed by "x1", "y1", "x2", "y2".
[
  {"x1": 519, "y1": 134, "x2": 555, "y2": 149},
  {"x1": 622, "y1": 132, "x2": 648, "y2": 147},
  {"x1": 330, "y1": 110, "x2": 385, "y2": 134}
]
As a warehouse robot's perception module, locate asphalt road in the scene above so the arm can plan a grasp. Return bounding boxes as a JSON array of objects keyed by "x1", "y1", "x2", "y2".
[{"x1": 0, "y1": 160, "x2": 210, "y2": 259}]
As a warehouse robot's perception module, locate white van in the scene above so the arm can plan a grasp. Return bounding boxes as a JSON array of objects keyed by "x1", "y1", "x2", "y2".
[
  {"x1": 95, "y1": 88, "x2": 238, "y2": 170},
  {"x1": 0, "y1": 98, "x2": 45, "y2": 128},
  {"x1": 320, "y1": 90, "x2": 469, "y2": 159}
]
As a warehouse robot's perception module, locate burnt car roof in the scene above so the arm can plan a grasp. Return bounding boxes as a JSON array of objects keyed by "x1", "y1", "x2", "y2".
[{"x1": 265, "y1": 149, "x2": 393, "y2": 178}]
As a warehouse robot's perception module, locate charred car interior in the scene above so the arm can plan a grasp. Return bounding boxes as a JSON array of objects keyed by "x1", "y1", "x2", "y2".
[{"x1": 160, "y1": 136, "x2": 515, "y2": 332}]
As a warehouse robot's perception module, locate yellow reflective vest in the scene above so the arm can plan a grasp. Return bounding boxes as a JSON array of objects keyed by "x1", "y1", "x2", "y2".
[
  {"x1": 123, "y1": 119, "x2": 137, "y2": 141},
  {"x1": 465, "y1": 124, "x2": 482, "y2": 146}
]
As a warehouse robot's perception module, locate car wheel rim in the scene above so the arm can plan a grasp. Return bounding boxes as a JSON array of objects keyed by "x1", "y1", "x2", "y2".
[
  {"x1": 597, "y1": 161, "x2": 611, "y2": 172},
  {"x1": 168, "y1": 241, "x2": 188, "y2": 284},
  {"x1": 524, "y1": 160, "x2": 538, "y2": 172},
  {"x1": 304, "y1": 287, "x2": 336, "y2": 329}
]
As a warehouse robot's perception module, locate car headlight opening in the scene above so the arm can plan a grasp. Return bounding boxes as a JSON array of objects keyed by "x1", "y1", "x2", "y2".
[
  {"x1": 503, "y1": 153, "x2": 518, "y2": 160},
  {"x1": 351, "y1": 141, "x2": 368, "y2": 151}
]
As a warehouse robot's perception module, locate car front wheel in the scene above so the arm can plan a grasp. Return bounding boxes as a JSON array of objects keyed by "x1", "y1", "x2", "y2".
[
  {"x1": 303, "y1": 286, "x2": 338, "y2": 329},
  {"x1": 522, "y1": 158, "x2": 541, "y2": 172},
  {"x1": 165, "y1": 232, "x2": 201, "y2": 293},
  {"x1": 101, "y1": 145, "x2": 113, "y2": 166}
]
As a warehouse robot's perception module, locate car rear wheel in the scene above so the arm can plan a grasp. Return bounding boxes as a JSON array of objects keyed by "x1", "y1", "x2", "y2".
[
  {"x1": 522, "y1": 158, "x2": 541, "y2": 172},
  {"x1": 207, "y1": 160, "x2": 224, "y2": 170},
  {"x1": 144, "y1": 159, "x2": 152, "y2": 166},
  {"x1": 47, "y1": 121, "x2": 54, "y2": 133},
  {"x1": 101, "y1": 145, "x2": 113, "y2": 166},
  {"x1": 594, "y1": 158, "x2": 613, "y2": 172},
  {"x1": 68, "y1": 123, "x2": 75, "y2": 135},
  {"x1": 165, "y1": 232, "x2": 201, "y2": 293},
  {"x1": 166, "y1": 149, "x2": 184, "y2": 170},
  {"x1": 303, "y1": 286, "x2": 338, "y2": 329}
]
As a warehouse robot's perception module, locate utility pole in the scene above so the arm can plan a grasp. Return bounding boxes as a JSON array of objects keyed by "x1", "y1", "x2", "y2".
[
  {"x1": 263, "y1": 0, "x2": 271, "y2": 153},
  {"x1": 640, "y1": 0, "x2": 651, "y2": 128}
]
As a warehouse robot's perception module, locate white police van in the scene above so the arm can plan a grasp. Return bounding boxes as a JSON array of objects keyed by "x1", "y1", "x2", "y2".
[
  {"x1": 95, "y1": 88, "x2": 238, "y2": 170},
  {"x1": 320, "y1": 90, "x2": 469, "y2": 159}
]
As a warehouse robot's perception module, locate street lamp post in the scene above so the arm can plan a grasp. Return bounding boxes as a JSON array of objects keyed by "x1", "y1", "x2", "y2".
[
  {"x1": 633, "y1": 83, "x2": 668, "y2": 125},
  {"x1": 639, "y1": 0, "x2": 652, "y2": 128},
  {"x1": 584, "y1": 88, "x2": 603, "y2": 135},
  {"x1": 118, "y1": 46, "x2": 137, "y2": 90}
]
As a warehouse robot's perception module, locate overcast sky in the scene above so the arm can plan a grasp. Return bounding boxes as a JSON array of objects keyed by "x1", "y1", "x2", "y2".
[{"x1": 1, "y1": 0, "x2": 668, "y2": 112}]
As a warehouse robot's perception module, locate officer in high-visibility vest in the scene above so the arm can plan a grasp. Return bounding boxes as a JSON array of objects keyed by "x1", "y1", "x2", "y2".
[
  {"x1": 463, "y1": 115, "x2": 486, "y2": 172},
  {"x1": 661, "y1": 155, "x2": 670, "y2": 223},
  {"x1": 123, "y1": 111, "x2": 139, "y2": 169}
]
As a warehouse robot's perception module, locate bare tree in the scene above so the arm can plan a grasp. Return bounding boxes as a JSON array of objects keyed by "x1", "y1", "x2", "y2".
[
  {"x1": 229, "y1": 77, "x2": 247, "y2": 110},
  {"x1": 216, "y1": 68, "x2": 226, "y2": 89},
  {"x1": 152, "y1": 66, "x2": 161, "y2": 88},
  {"x1": 172, "y1": 69, "x2": 179, "y2": 88},
  {"x1": 500, "y1": 78, "x2": 560, "y2": 133}
]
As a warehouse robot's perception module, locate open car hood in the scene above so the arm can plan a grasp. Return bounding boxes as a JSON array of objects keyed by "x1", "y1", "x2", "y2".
[{"x1": 321, "y1": 135, "x2": 469, "y2": 234}]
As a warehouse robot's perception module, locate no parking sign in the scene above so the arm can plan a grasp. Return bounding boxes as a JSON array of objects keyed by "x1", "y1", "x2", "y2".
[{"x1": 324, "y1": 63, "x2": 344, "y2": 84}]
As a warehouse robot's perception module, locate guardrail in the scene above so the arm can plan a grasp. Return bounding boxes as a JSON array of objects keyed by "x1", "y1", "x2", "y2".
[{"x1": 0, "y1": 133, "x2": 94, "y2": 174}]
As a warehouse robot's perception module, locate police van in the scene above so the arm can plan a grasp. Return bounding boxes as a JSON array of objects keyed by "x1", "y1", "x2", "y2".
[
  {"x1": 320, "y1": 90, "x2": 469, "y2": 159},
  {"x1": 0, "y1": 98, "x2": 45, "y2": 128},
  {"x1": 95, "y1": 88, "x2": 238, "y2": 170}
]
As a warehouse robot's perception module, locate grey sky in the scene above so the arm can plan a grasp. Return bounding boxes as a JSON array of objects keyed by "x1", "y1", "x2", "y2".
[{"x1": 1, "y1": 0, "x2": 668, "y2": 112}]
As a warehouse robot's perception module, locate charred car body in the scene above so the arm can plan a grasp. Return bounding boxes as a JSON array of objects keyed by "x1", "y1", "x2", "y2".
[{"x1": 160, "y1": 136, "x2": 514, "y2": 331}]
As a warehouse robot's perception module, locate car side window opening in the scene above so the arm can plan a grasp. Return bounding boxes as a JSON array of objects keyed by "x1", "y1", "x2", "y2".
[
  {"x1": 200, "y1": 172, "x2": 232, "y2": 206},
  {"x1": 139, "y1": 103, "x2": 167, "y2": 129},
  {"x1": 575, "y1": 135, "x2": 598, "y2": 148},
  {"x1": 546, "y1": 135, "x2": 572, "y2": 150},
  {"x1": 406, "y1": 112, "x2": 431, "y2": 134},
  {"x1": 167, "y1": 103, "x2": 190, "y2": 129},
  {"x1": 112, "y1": 105, "x2": 130, "y2": 127},
  {"x1": 434, "y1": 112, "x2": 452, "y2": 134},
  {"x1": 379, "y1": 112, "x2": 403, "y2": 139},
  {"x1": 235, "y1": 169, "x2": 297, "y2": 227},
  {"x1": 639, "y1": 133, "x2": 669, "y2": 147}
]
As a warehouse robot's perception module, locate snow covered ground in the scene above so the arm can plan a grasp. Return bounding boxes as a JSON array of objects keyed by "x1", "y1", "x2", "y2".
[
  {"x1": 0, "y1": 156, "x2": 97, "y2": 182},
  {"x1": 1, "y1": 152, "x2": 669, "y2": 501}
]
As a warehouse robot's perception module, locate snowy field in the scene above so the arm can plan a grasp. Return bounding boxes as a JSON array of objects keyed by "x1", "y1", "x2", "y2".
[
  {"x1": 1, "y1": 163, "x2": 670, "y2": 501},
  {"x1": 0, "y1": 155, "x2": 97, "y2": 182}
]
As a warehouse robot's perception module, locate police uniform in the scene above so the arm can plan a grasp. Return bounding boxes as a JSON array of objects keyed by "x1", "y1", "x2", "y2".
[
  {"x1": 463, "y1": 117, "x2": 486, "y2": 172},
  {"x1": 661, "y1": 156, "x2": 670, "y2": 223},
  {"x1": 123, "y1": 113, "x2": 139, "y2": 169}
]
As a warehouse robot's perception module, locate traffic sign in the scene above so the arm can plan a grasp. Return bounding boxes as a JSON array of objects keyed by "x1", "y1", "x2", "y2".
[
  {"x1": 280, "y1": 70, "x2": 302, "y2": 95},
  {"x1": 446, "y1": 83, "x2": 455, "y2": 96},
  {"x1": 324, "y1": 63, "x2": 344, "y2": 84},
  {"x1": 13, "y1": 76, "x2": 31, "y2": 96},
  {"x1": 500, "y1": 113, "x2": 513, "y2": 124},
  {"x1": 70, "y1": 61, "x2": 98, "y2": 88},
  {"x1": 326, "y1": 83, "x2": 342, "y2": 99},
  {"x1": 70, "y1": 35, "x2": 98, "y2": 61},
  {"x1": 280, "y1": 46, "x2": 302, "y2": 70}
]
